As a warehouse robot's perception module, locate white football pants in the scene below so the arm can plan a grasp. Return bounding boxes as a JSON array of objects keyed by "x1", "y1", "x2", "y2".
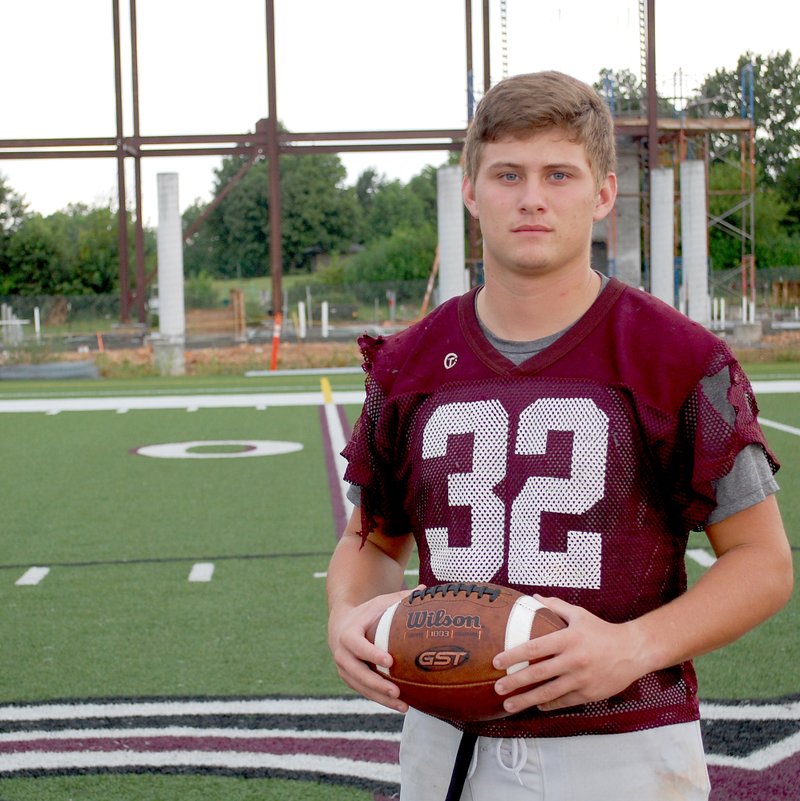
[{"x1": 399, "y1": 707, "x2": 710, "y2": 801}]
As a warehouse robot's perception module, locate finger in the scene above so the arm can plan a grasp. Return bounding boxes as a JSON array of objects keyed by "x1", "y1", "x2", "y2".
[
  {"x1": 336, "y1": 655, "x2": 408, "y2": 713},
  {"x1": 533, "y1": 594, "x2": 578, "y2": 623},
  {"x1": 501, "y1": 675, "x2": 577, "y2": 715},
  {"x1": 494, "y1": 654, "x2": 562, "y2": 696},
  {"x1": 355, "y1": 670, "x2": 409, "y2": 714},
  {"x1": 536, "y1": 692, "x2": 586, "y2": 712},
  {"x1": 492, "y1": 629, "x2": 564, "y2": 672}
]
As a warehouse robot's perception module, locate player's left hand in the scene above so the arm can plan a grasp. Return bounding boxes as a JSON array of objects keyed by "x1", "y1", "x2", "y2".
[{"x1": 492, "y1": 595, "x2": 647, "y2": 714}]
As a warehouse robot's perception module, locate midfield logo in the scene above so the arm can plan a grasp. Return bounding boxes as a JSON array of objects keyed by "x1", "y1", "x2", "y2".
[{"x1": 0, "y1": 696, "x2": 797, "y2": 800}]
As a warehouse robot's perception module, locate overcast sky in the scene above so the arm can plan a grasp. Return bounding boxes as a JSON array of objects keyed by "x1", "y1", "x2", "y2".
[{"x1": 1, "y1": 0, "x2": 797, "y2": 224}]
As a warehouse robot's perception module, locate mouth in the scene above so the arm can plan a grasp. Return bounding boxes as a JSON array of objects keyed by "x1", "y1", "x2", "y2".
[{"x1": 512, "y1": 224, "x2": 552, "y2": 233}]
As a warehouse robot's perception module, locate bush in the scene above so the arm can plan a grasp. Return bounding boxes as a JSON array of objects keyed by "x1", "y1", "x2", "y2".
[
  {"x1": 344, "y1": 224, "x2": 437, "y2": 285},
  {"x1": 184, "y1": 271, "x2": 220, "y2": 309}
]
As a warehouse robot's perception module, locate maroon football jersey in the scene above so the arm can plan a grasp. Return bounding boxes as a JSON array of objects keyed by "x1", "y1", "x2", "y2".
[{"x1": 343, "y1": 279, "x2": 778, "y2": 738}]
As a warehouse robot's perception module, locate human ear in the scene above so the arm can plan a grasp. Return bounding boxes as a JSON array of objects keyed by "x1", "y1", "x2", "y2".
[
  {"x1": 462, "y1": 174, "x2": 480, "y2": 219},
  {"x1": 592, "y1": 173, "x2": 617, "y2": 222}
]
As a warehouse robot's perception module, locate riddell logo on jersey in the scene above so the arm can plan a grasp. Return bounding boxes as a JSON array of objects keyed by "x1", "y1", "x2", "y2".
[
  {"x1": 415, "y1": 646, "x2": 470, "y2": 671},
  {"x1": 406, "y1": 609, "x2": 482, "y2": 629}
]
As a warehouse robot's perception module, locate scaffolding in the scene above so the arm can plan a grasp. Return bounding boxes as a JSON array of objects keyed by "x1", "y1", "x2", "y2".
[{"x1": 624, "y1": 0, "x2": 757, "y2": 318}]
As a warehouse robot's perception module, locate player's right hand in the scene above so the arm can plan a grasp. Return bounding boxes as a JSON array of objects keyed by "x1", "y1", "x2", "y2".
[{"x1": 328, "y1": 587, "x2": 420, "y2": 713}]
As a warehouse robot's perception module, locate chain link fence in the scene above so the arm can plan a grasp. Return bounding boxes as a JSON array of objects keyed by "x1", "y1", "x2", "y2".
[{"x1": 0, "y1": 279, "x2": 433, "y2": 359}]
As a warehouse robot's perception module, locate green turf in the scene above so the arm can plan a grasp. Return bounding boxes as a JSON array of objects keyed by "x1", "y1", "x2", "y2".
[
  {"x1": 0, "y1": 400, "x2": 346, "y2": 700},
  {"x1": 0, "y1": 405, "x2": 335, "y2": 565},
  {"x1": 740, "y1": 360, "x2": 800, "y2": 379},
  {"x1": 0, "y1": 370, "x2": 365, "y2": 400},
  {"x1": 0, "y1": 775, "x2": 374, "y2": 801},
  {"x1": 0, "y1": 370, "x2": 796, "y2": 799},
  {"x1": 1, "y1": 555, "x2": 340, "y2": 701},
  {"x1": 691, "y1": 393, "x2": 800, "y2": 698}
]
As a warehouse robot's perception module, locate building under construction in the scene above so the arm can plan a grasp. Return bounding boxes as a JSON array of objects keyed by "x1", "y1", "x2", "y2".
[{"x1": 0, "y1": 0, "x2": 761, "y2": 343}]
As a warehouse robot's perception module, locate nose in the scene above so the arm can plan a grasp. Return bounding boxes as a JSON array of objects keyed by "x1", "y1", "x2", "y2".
[{"x1": 517, "y1": 180, "x2": 546, "y2": 214}]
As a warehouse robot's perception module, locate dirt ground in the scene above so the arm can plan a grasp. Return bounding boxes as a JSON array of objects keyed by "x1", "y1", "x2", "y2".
[{"x1": 86, "y1": 340, "x2": 365, "y2": 377}]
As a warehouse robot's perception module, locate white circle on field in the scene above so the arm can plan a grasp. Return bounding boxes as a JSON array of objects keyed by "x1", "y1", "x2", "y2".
[{"x1": 133, "y1": 440, "x2": 304, "y2": 459}]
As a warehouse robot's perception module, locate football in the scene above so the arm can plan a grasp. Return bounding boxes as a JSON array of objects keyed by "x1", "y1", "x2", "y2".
[{"x1": 366, "y1": 582, "x2": 566, "y2": 721}]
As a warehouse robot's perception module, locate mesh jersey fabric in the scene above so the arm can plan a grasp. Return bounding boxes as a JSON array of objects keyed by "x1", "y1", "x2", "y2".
[{"x1": 342, "y1": 278, "x2": 779, "y2": 738}]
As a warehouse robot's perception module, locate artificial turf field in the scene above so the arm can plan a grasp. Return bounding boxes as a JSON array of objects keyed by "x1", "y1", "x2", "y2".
[{"x1": 0, "y1": 365, "x2": 797, "y2": 800}]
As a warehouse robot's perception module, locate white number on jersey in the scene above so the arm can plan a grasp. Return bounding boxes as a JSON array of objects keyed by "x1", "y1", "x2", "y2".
[{"x1": 422, "y1": 398, "x2": 609, "y2": 588}]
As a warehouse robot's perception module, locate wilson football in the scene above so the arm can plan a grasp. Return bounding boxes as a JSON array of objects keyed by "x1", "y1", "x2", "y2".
[{"x1": 366, "y1": 582, "x2": 566, "y2": 721}]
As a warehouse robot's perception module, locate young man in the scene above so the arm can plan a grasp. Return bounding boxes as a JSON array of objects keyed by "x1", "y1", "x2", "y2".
[{"x1": 327, "y1": 71, "x2": 793, "y2": 800}]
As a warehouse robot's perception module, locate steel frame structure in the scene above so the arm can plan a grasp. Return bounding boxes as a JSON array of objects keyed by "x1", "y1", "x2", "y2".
[
  {"x1": 0, "y1": 0, "x2": 489, "y2": 322},
  {"x1": 0, "y1": 0, "x2": 756, "y2": 322}
]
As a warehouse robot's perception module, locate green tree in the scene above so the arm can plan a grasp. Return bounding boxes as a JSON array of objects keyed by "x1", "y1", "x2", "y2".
[
  {"x1": 185, "y1": 147, "x2": 364, "y2": 279},
  {"x1": 690, "y1": 51, "x2": 800, "y2": 181},
  {"x1": 775, "y1": 157, "x2": 800, "y2": 234},
  {"x1": 182, "y1": 199, "x2": 220, "y2": 277},
  {"x1": 354, "y1": 167, "x2": 383, "y2": 217},
  {"x1": 365, "y1": 179, "x2": 427, "y2": 240},
  {"x1": 344, "y1": 223, "x2": 437, "y2": 286},
  {"x1": 3, "y1": 213, "x2": 67, "y2": 294},
  {"x1": 1, "y1": 204, "x2": 152, "y2": 295},
  {"x1": 352, "y1": 162, "x2": 441, "y2": 241},
  {"x1": 707, "y1": 161, "x2": 800, "y2": 269},
  {"x1": 0, "y1": 174, "x2": 28, "y2": 278},
  {"x1": 593, "y1": 69, "x2": 675, "y2": 117}
]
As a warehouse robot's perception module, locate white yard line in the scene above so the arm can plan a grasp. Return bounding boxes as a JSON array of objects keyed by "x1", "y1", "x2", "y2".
[
  {"x1": 0, "y1": 391, "x2": 365, "y2": 414},
  {"x1": 15, "y1": 566, "x2": 50, "y2": 586},
  {"x1": 188, "y1": 563, "x2": 215, "y2": 582},
  {"x1": 758, "y1": 417, "x2": 800, "y2": 438}
]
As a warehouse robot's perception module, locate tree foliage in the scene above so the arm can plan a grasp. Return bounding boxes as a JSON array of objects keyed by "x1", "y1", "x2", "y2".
[
  {"x1": 690, "y1": 51, "x2": 800, "y2": 181},
  {"x1": 707, "y1": 162, "x2": 800, "y2": 270},
  {"x1": 184, "y1": 151, "x2": 364, "y2": 278},
  {"x1": 594, "y1": 68, "x2": 676, "y2": 117},
  {"x1": 4, "y1": 52, "x2": 800, "y2": 297},
  {"x1": 183, "y1": 146, "x2": 444, "y2": 285},
  {"x1": 0, "y1": 203, "x2": 154, "y2": 295},
  {"x1": 775, "y1": 158, "x2": 800, "y2": 235},
  {"x1": 0, "y1": 174, "x2": 28, "y2": 277},
  {"x1": 345, "y1": 224, "x2": 437, "y2": 285}
]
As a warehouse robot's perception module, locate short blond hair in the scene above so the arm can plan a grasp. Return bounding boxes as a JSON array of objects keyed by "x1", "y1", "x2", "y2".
[{"x1": 463, "y1": 71, "x2": 617, "y2": 187}]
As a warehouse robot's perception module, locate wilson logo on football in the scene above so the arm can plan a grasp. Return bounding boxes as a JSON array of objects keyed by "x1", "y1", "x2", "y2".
[
  {"x1": 406, "y1": 609, "x2": 482, "y2": 630},
  {"x1": 415, "y1": 646, "x2": 470, "y2": 671}
]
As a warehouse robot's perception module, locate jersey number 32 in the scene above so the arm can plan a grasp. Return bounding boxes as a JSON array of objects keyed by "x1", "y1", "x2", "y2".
[{"x1": 422, "y1": 397, "x2": 609, "y2": 589}]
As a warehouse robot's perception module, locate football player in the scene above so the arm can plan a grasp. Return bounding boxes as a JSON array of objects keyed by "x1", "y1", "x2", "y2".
[{"x1": 327, "y1": 71, "x2": 793, "y2": 800}]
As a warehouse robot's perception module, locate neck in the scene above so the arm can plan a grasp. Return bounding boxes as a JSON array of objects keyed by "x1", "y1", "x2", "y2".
[{"x1": 476, "y1": 265, "x2": 601, "y2": 341}]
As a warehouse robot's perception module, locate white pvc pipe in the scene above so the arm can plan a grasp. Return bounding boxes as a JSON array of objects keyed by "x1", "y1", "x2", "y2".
[
  {"x1": 680, "y1": 161, "x2": 710, "y2": 326},
  {"x1": 321, "y1": 300, "x2": 329, "y2": 339},
  {"x1": 437, "y1": 165, "x2": 468, "y2": 304}
]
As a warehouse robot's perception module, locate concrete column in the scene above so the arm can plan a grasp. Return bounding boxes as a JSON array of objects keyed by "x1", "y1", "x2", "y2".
[
  {"x1": 613, "y1": 139, "x2": 642, "y2": 287},
  {"x1": 437, "y1": 165, "x2": 468, "y2": 304},
  {"x1": 680, "y1": 161, "x2": 710, "y2": 327},
  {"x1": 650, "y1": 168, "x2": 675, "y2": 306},
  {"x1": 153, "y1": 173, "x2": 186, "y2": 375}
]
